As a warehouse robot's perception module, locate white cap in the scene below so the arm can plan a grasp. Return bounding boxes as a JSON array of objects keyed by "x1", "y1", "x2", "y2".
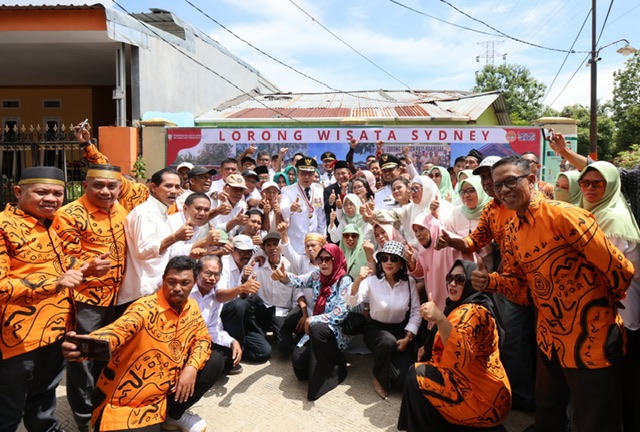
[
  {"x1": 232, "y1": 234, "x2": 254, "y2": 250},
  {"x1": 176, "y1": 162, "x2": 194, "y2": 171},
  {"x1": 472, "y1": 156, "x2": 502, "y2": 175},
  {"x1": 261, "y1": 181, "x2": 280, "y2": 192}
]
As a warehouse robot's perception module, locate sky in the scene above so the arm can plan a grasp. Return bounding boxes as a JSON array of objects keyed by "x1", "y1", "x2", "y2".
[{"x1": 11, "y1": 0, "x2": 640, "y2": 111}]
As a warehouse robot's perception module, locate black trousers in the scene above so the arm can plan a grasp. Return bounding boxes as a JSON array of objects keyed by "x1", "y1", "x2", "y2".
[
  {"x1": 363, "y1": 320, "x2": 413, "y2": 393},
  {"x1": 291, "y1": 323, "x2": 347, "y2": 401},
  {"x1": 93, "y1": 350, "x2": 223, "y2": 431},
  {"x1": 66, "y1": 302, "x2": 115, "y2": 431},
  {"x1": 220, "y1": 297, "x2": 271, "y2": 363},
  {"x1": 250, "y1": 297, "x2": 295, "y2": 354},
  {"x1": 622, "y1": 328, "x2": 640, "y2": 432},
  {"x1": 534, "y1": 348, "x2": 621, "y2": 432},
  {"x1": 0, "y1": 340, "x2": 66, "y2": 432},
  {"x1": 397, "y1": 365, "x2": 506, "y2": 432}
]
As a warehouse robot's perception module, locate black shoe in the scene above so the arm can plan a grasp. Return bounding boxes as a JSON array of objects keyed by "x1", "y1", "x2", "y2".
[{"x1": 227, "y1": 364, "x2": 243, "y2": 375}]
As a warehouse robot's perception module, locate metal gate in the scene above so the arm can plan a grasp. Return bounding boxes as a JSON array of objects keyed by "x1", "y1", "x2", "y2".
[{"x1": 1, "y1": 123, "x2": 87, "y2": 208}]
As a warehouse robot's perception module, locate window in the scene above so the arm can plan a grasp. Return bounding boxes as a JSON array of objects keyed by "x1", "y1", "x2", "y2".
[
  {"x1": 1, "y1": 100, "x2": 20, "y2": 109},
  {"x1": 43, "y1": 99, "x2": 61, "y2": 109}
]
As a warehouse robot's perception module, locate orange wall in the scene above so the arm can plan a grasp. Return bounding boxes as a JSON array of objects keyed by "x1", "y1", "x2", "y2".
[
  {"x1": 0, "y1": 8, "x2": 106, "y2": 31},
  {"x1": 98, "y1": 126, "x2": 139, "y2": 175},
  {"x1": 0, "y1": 86, "x2": 92, "y2": 132}
]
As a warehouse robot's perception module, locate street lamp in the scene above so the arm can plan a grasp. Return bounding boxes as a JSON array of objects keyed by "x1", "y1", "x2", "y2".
[{"x1": 589, "y1": 1, "x2": 637, "y2": 160}]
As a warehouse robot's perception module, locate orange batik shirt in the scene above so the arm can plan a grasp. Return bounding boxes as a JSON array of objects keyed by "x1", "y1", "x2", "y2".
[
  {"x1": 487, "y1": 200, "x2": 634, "y2": 369},
  {"x1": 90, "y1": 291, "x2": 212, "y2": 431},
  {"x1": 417, "y1": 303, "x2": 511, "y2": 427},
  {"x1": 83, "y1": 144, "x2": 149, "y2": 213},
  {"x1": 0, "y1": 204, "x2": 72, "y2": 359},
  {"x1": 53, "y1": 195, "x2": 127, "y2": 307}
]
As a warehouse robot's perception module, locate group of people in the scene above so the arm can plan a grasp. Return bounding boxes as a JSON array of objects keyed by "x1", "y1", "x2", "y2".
[{"x1": 1, "y1": 127, "x2": 639, "y2": 432}]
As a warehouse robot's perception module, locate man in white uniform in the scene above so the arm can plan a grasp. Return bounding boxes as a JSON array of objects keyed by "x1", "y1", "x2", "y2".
[{"x1": 374, "y1": 153, "x2": 401, "y2": 210}]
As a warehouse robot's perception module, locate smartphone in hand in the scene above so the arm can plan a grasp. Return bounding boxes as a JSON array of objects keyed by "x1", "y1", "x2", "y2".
[{"x1": 66, "y1": 334, "x2": 111, "y2": 361}]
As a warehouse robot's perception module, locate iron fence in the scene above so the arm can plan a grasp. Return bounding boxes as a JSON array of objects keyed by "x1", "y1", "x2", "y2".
[{"x1": 1, "y1": 123, "x2": 88, "y2": 208}]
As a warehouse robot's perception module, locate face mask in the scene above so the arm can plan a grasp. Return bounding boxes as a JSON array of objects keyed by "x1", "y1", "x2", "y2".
[{"x1": 554, "y1": 189, "x2": 570, "y2": 203}]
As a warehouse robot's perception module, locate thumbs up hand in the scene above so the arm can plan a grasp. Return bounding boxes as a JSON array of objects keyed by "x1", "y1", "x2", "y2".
[
  {"x1": 435, "y1": 229, "x2": 451, "y2": 251},
  {"x1": 329, "y1": 190, "x2": 336, "y2": 205},
  {"x1": 430, "y1": 195, "x2": 440, "y2": 217},
  {"x1": 420, "y1": 292, "x2": 445, "y2": 322},
  {"x1": 290, "y1": 196, "x2": 302, "y2": 213},
  {"x1": 175, "y1": 218, "x2": 195, "y2": 241},
  {"x1": 271, "y1": 261, "x2": 288, "y2": 282},
  {"x1": 241, "y1": 273, "x2": 260, "y2": 295},
  {"x1": 82, "y1": 252, "x2": 112, "y2": 278},
  {"x1": 471, "y1": 256, "x2": 489, "y2": 291}
]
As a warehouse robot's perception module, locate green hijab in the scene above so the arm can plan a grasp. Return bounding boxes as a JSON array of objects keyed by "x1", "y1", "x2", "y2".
[
  {"x1": 579, "y1": 161, "x2": 640, "y2": 243},
  {"x1": 455, "y1": 169, "x2": 475, "y2": 193},
  {"x1": 340, "y1": 224, "x2": 368, "y2": 280},
  {"x1": 429, "y1": 166, "x2": 457, "y2": 201},
  {"x1": 459, "y1": 176, "x2": 490, "y2": 220},
  {"x1": 554, "y1": 171, "x2": 581, "y2": 205},
  {"x1": 343, "y1": 193, "x2": 366, "y2": 230},
  {"x1": 283, "y1": 165, "x2": 297, "y2": 184}
]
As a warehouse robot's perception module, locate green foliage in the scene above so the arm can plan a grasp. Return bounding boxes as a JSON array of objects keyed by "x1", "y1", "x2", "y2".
[
  {"x1": 559, "y1": 104, "x2": 616, "y2": 160},
  {"x1": 131, "y1": 156, "x2": 147, "y2": 180},
  {"x1": 612, "y1": 53, "x2": 640, "y2": 152},
  {"x1": 613, "y1": 144, "x2": 640, "y2": 168},
  {"x1": 473, "y1": 63, "x2": 547, "y2": 123}
]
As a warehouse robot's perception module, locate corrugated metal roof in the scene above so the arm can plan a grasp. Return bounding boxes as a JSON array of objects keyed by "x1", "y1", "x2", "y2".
[{"x1": 197, "y1": 90, "x2": 509, "y2": 124}]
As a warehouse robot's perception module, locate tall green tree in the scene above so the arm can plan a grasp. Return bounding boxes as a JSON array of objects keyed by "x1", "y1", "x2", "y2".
[
  {"x1": 473, "y1": 63, "x2": 547, "y2": 124},
  {"x1": 559, "y1": 104, "x2": 616, "y2": 161},
  {"x1": 612, "y1": 53, "x2": 640, "y2": 151}
]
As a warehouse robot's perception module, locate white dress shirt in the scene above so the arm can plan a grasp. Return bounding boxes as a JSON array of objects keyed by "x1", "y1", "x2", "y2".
[
  {"x1": 211, "y1": 199, "x2": 247, "y2": 232},
  {"x1": 280, "y1": 183, "x2": 327, "y2": 254},
  {"x1": 167, "y1": 212, "x2": 209, "y2": 257},
  {"x1": 218, "y1": 254, "x2": 244, "y2": 292},
  {"x1": 347, "y1": 274, "x2": 421, "y2": 335},
  {"x1": 253, "y1": 256, "x2": 296, "y2": 316},
  {"x1": 374, "y1": 184, "x2": 396, "y2": 210},
  {"x1": 118, "y1": 196, "x2": 173, "y2": 305},
  {"x1": 280, "y1": 240, "x2": 318, "y2": 313},
  {"x1": 191, "y1": 285, "x2": 235, "y2": 348}
]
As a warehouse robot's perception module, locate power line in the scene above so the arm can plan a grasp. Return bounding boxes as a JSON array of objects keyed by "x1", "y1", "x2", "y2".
[
  {"x1": 182, "y1": 0, "x2": 406, "y2": 104},
  {"x1": 111, "y1": 0, "x2": 310, "y2": 126},
  {"x1": 547, "y1": 53, "x2": 590, "y2": 108},
  {"x1": 596, "y1": 0, "x2": 615, "y2": 46},
  {"x1": 387, "y1": 0, "x2": 500, "y2": 37},
  {"x1": 541, "y1": 9, "x2": 591, "y2": 105},
  {"x1": 438, "y1": 0, "x2": 590, "y2": 54},
  {"x1": 288, "y1": 0, "x2": 414, "y2": 91}
]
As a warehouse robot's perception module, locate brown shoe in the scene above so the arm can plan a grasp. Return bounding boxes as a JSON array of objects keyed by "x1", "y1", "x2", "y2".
[{"x1": 373, "y1": 377, "x2": 388, "y2": 399}]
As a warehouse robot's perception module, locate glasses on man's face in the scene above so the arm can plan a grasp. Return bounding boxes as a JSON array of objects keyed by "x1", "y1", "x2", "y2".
[
  {"x1": 378, "y1": 254, "x2": 401, "y2": 263},
  {"x1": 202, "y1": 271, "x2": 221, "y2": 279},
  {"x1": 315, "y1": 255, "x2": 334, "y2": 264},
  {"x1": 343, "y1": 233, "x2": 359, "y2": 240},
  {"x1": 493, "y1": 175, "x2": 528, "y2": 192},
  {"x1": 428, "y1": 173, "x2": 442, "y2": 179},
  {"x1": 459, "y1": 188, "x2": 477, "y2": 197},
  {"x1": 445, "y1": 273, "x2": 466, "y2": 285},
  {"x1": 578, "y1": 179, "x2": 606, "y2": 189}
]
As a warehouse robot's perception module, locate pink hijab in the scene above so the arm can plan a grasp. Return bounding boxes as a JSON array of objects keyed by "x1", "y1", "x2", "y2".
[
  {"x1": 374, "y1": 223, "x2": 407, "y2": 249},
  {"x1": 411, "y1": 213, "x2": 474, "y2": 311},
  {"x1": 362, "y1": 170, "x2": 377, "y2": 192},
  {"x1": 315, "y1": 244, "x2": 347, "y2": 315}
]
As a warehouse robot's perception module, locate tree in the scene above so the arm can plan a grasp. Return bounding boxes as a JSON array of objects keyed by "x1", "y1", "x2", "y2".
[
  {"x1": 559, "y1": 104, "x2": 617, "y2": 161},
  {"x1": 612, "y1": 53, "x2": 640, "y2": 152},
  {"x1": 473, "y1": 63, "x2": 547, "y2": 123}
]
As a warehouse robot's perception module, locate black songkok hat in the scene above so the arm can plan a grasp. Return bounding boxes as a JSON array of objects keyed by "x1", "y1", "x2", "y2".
[
  {"x1": 295, "y1": 156, "x2": 318, "y2": 171},
  {"x1": 333, "y1": 160, "x2": 349, "y2": 170},
  {"x1": 254, "y1": 165, "x2": 269, "y2": 175},
  {"x1": 378, "y1": 153, "x2": 400, "y2": 170},
  {"x1": 18, "y1": 166, "x2": 65, "y2": 186},
  {"x1": 466, "y1": 149, "x2": 484, "y2": 163}
]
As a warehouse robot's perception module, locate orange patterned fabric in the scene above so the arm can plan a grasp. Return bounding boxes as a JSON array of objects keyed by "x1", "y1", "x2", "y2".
[
  {"x1": 83, "y1": 144, "x2": 149, "y2": 213},
  {"x1": 487, "y1": 200, "x2": 634, "y2": 369},
  {"x1": 536, "y1": 179, "x2": 555, "y2": 200},
  {"x1": 90, "y1": 291, "x2": 212, "y2": 431},
  {"x1": 416, "y1": 304, "x2": 511, "y2": 427},
  {"x1": 53, "y1": 195, "x2": 127, "y2": 307},
  {"x1": 0, "y1": 204, "x2": 72, "y2": 359}
]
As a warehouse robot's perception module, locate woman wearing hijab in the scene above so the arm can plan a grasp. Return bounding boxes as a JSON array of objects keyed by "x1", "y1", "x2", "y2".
[
  {"x1": 410, "y1": 213, "x2": 475, "y2": 309},
  {"x1": 273, "y1": 244, "x2": 352, "y2": 401},
  {"x1": 283, "y1": 165, "x2": 297, "y2": 185},
  {"x1": 329, "y1": 193, "x2": 373, "y2": 243},
  {"x1": 444, "y1": 176, "x2": 494, "y2": 271},
  {"x1": 554, "y1": 170, "x2": 581, "y2": 204},
  {"x1": 398, "y1": 260, "x2": 510, "y2": 432},
  {"x1": 349, "y1": 176, "x2": 375, "y2": 203},
  {"x1": 362, "y1": 170, "x2": 378, "y2": 193},
  {"x1": 429, "y1": 166, "x2": 457, "y2": 202},
  {"x1": 273, "y1": 172, "x2": 289, "y2": 189},
  {"x1": 348, "y1": 241, "x2": 421, "y2": 399},
  {"x1": 339, "y1": 224, "x2": 368, "y2": 281},
  {"x1": 578, "y1": 161, "x2": 640, "y2": 432},
  {"x1": 373, "y1": 223, "x2": 407, "y2": 251}
]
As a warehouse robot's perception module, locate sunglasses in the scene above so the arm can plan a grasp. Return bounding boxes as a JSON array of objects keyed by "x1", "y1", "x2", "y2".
[
  {"x1": 578, "y1": 179, "x2": 606, "y2": 189},
  {"x1": 378, "y1": 254, "x2": 401, "y2": 263},
  {"x1": 343, "y1": 233, "x2": 359, "y2": 239},
  {"x1": 409, "y1": 186, "x2": 422, "y2": 193},
  {"x1": 445, "y1": 273, "x2": 466, "y2": 285},
  {"x1": 315, "y1": 255, "x2": 334, "y2": 264}
]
